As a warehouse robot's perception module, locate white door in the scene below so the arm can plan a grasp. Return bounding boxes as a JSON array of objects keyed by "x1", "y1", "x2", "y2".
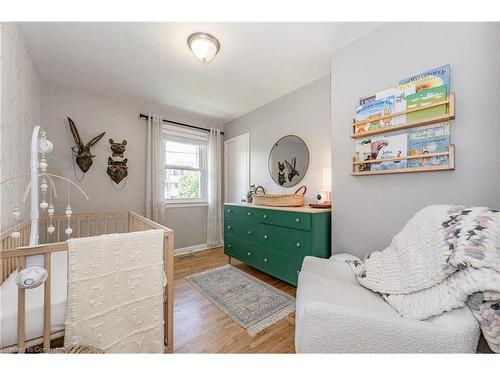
[{"x1": 224, "y1": 133, "x2": 250, "y2": 203}]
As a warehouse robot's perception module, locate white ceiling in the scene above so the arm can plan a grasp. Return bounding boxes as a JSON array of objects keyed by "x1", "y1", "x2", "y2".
[{"x1": 21, "y1": 22, "x2": 382, "y2": 124}]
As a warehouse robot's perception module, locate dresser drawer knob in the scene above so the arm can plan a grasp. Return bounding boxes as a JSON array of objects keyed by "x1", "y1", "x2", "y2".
[
  {"x1": 263, "y1": 214, "x2": 267, "y2": 219},
  {"x1": 296, "y1": 242, "x2": 301, "y2": 247},
  {"x1": 295, "y1": 218, "x2": 300, "y2": 223},
  {"x1": 248, "y1": 252, "x2": 252, "y2": 256},
  {"x1": 227, "y1": 209, "x2": 232, "y2": 213},
  {"x1": 297, "y1": 270, "x2": 300, "y2": 275},
  {"x1": 264, "y1": 234, "x2": 268, "y2": 239},
  {"x1": 227, "y1": 244, "x2": 232, "y2": 248},
  {"x1": 247, "y1": 212, "x2": 252, "y2": 216},
  {"x1": 247, "y1": 231, "x2": 252, "y2": 235},
  {"x1": 227, "y1": 225, "x2": 231, "y2": 230},
  {"x1": 264, "y1": 258, "x2": 268, "y2": 263}
]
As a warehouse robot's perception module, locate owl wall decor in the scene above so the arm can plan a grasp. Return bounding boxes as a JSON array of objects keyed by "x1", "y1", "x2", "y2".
[{"x1": 107, "y1": 157, "x2": 128, "y2": 184}]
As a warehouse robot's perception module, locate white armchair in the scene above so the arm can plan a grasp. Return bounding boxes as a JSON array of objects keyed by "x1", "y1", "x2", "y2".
[{"x1": 295, "y1": 255, "x2": 480, "y2": 353}]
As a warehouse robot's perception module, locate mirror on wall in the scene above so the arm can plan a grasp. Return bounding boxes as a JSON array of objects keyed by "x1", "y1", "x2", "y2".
[{"x1": 268, "y1": 135, "x2": 309, "y2": 187}]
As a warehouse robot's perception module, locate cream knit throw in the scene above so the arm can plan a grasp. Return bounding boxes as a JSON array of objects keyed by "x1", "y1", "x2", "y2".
[
  {"x1": 65, "y1": 229, "x2": 166, "y2": 353},
  {"x1": 349, "y1": 205, "x2": 500, "y2": 353}
]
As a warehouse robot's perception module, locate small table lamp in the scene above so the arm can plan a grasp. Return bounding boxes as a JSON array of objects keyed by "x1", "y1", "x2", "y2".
[{"x1": 317, "y1": 167, "x2": 331, "y2": 205}]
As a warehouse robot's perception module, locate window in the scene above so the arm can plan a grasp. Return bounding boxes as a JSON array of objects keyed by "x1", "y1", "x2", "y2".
[{"x1": 163, "y1": 126, "x2": 207, "y2": 204}]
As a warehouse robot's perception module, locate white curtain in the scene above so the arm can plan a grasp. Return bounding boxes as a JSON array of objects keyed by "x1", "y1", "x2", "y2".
[
  {"x1": 145, "y1": 113, "x2": 164, "y2": 222},
  {"x1": 207, "y1": 128, "x2": 223, "y2": 246}
]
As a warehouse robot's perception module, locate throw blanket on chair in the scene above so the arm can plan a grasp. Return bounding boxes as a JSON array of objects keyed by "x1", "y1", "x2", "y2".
[
  {"x1": 349, "y1": 205, "x2": 500, "y2": 353},
  {"x1": 65, "y1": 229, "x2": 166, "y2": 353}
]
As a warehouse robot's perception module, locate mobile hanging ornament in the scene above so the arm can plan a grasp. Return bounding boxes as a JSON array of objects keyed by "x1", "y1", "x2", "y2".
[{"x1": 0, "y1": 126, "x2": 90, "y2": 289}]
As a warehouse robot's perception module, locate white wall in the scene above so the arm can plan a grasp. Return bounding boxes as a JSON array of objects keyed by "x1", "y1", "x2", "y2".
[
  {"x1": 224, "y1": 75, "x2": 331, "y2": 203},
  {"x1": 40, "y1": 80, "x2": 222, "y2": 249},
  {"x1": 0, "y1": 23, "x2": 40, "y2": 230},
  {"x1": 331, "y1": 23, "x2": 500, "y2": 258}
]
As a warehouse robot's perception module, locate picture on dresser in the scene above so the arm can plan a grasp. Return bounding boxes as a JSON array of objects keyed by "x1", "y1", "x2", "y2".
[{"x1": 268, "y1": 135, "x2": 309, "y2": 187}]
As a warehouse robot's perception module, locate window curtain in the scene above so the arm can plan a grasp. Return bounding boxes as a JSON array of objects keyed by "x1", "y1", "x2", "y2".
[
  {"x1": 145, "y1": 113, "x2": 164, "y2": 222},
  {"x1": 207, "y1": 128, "x2": 223, "y2": 246}
]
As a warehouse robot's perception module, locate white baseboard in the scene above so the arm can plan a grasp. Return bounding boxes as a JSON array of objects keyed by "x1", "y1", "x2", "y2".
[{"x1": 174, "y1": 243, "x2": 223, "y2": 256}]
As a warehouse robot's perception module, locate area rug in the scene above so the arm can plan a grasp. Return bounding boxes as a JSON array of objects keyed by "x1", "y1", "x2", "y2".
[{"x1": 186, "y1": 265, "x2": 295, "y2": 337}]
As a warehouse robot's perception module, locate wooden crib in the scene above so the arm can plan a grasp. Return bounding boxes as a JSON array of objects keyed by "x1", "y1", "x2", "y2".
[{"x1": 0, "y1": 211, "x2": 174, "y2": 353}]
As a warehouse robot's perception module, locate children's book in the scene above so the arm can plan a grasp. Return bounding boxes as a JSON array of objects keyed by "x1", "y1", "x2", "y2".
[
  {"x1": 407, "y1": 122, "x2": 450, "y2": 168},
  {"x1": 406, "y1": 85, "x2": 447, "y2": 122},
  {"x1": 359, "y1": 87, "x2": 414, "y2": 124},
  {"x1": 399, "y1": 64, "x2": 450, "y2": 94},
  {"x1": 355, "y1": 134, "x2": 407, "y2": 171},
  {"x1": 370, "y1": 134, "x2": 407, "y2": 171},
  {"x1": 355, "y1": 138, "x2": 373, "y2": 171},
  {"x1": 359, "y1": 87, "x2": 395, "y2": 105},
  {"x1": 354, "y1": 96, "x2": 395, "y2": 135}
]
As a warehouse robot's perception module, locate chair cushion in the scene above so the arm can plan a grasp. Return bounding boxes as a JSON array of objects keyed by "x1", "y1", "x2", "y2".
[
  {"x1": 297, "y1": 270, "x2": 400, "y2": 318},
  {"x1": 297, "y1": 265, "x2": 480, "y2": 330},
  {"x1": 301, "y1": 255, "x2": 360, "y2": 285}
]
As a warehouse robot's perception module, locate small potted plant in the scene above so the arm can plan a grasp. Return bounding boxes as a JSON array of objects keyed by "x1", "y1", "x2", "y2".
[{"x1": 246, "y1": 185, "x2": 265, "y2": 203}]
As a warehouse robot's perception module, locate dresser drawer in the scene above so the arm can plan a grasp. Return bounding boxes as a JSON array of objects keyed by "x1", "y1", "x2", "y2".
[
  {"x1": 224, "y1": 205, "x2": 257, "y2": 221},
  {"x1": 224, "y1": 219, "x2": 259, "y2": 241},
  {"x1": 224, "y1": 235, "x2": 261, "y2": 269},
  {"x1": 259, "y1": 224, "x2": 311, "y2": 256},
  {"x1": 260, "y1": 249, "x2": 304, "y2": 286},
  {"x1": 258, "y1": 210, "x2": 311, "y2": 231}
]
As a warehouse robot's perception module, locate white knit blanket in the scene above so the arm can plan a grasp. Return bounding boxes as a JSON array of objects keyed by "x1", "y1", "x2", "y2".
[
  {"x1": 349, "y1": 205, "x2": 500, "y2": 353},
  {"x1": 65, "y1": 229, "x2": 166, "y2": 353}
]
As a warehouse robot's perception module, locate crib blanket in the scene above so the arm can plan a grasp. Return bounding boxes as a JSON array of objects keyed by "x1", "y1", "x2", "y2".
[
  {"x1": 349, "y1": 205, "x2": 500, "y2": 353},
  {"x1": 65, "y1": 229, "x2": 166, "y2": 353}
]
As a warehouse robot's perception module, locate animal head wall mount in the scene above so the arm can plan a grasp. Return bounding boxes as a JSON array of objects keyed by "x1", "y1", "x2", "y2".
[
  {"x1": 109, "y1": 138, "x2": 127, "y2": 158},
  {"x1": 68, "y1": 117, "x2": 106, "y2": 173},
  {"x1": 107, "y1": 157, "x2": 128, "y2": 184},
  {"x1": 285, "y1": 157, "x2": 299, "y2": 182}
]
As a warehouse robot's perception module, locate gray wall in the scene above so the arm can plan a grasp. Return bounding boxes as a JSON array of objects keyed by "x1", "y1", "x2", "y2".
[
  {"x1": 224, "y1": 76, "x2": 331, "y2": 203},
  {"x1": 0, "y1": 23, "x2": 40, "y2": 230},
  {"x1": 331, "y1": 22, "x2": 500, "y2": 258},
  {"x1": 40, "y1": 80, "x2": 221, "y2": 249}
]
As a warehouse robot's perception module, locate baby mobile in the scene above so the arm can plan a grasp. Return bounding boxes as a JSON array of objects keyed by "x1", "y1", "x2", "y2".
[{"x1": 0, "y1": 125, "x2": 89, "y2": 289}]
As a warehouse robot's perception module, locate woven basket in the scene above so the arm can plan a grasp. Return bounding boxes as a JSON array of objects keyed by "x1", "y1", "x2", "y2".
[
  {"x1": 253, "y1": 186, "x2": 307, "y2": 207},
  {"x1": 50, "y1": 345, "x2": 104, "y2": 354}
]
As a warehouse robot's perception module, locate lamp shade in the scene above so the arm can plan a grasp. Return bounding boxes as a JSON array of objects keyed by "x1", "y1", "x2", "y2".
[
  {"x1": 322, "y1": 167, "x2": 331, "y2": 191},
  {"x1": 187, "y1": 32, "x2": 220, "y2": 64}
]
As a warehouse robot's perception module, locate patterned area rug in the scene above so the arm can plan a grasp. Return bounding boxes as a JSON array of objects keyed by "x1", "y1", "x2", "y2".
[{"x1": 186, "y1": 265, "x2": 295, "y2": 337}]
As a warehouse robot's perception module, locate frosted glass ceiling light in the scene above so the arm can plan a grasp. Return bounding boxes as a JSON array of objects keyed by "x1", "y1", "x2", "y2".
[{"x1": 187, "y1": 32, "x2": 220, "y2": 64}]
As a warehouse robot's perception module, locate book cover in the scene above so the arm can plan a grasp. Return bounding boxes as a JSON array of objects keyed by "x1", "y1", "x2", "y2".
[
  {"x1": 406, "y1": 85, "x2": 447, "y2": 122},
  {"x1": 359, "y1": 87, "x2": 414, "y2": 124},
  {"x1": 370, "y1": 134, "x2": 407, "y2": 171},
  {"x1": 354, "y1": 96, "x2": 395, "y2": 135},
  {"x1": 355, "y1": 138, "x2": 373, "y2": 171},
  {"x1": 407, "y1": 122, "x2": 450, "y2": 168},
  {"x1": 399, "y1": 64, "x2": 450, "y2": 94},
  {"x1": 356, "y1": 134, "x2": 407, "y2": 171}
]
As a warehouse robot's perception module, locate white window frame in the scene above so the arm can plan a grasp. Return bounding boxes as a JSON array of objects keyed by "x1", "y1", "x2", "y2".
[{"x1": 163, "y1": 124, "x2": 208, "y2": 206}]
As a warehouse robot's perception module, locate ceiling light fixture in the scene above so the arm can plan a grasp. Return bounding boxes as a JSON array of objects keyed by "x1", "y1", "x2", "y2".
[{"x1": 187, "y1": 32, "x2": 220, "y2": 64}]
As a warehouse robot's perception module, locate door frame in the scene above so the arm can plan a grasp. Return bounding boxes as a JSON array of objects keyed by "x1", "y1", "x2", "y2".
[{"x1": 224, "y1": 133, "x2": 250, "y2": 203}]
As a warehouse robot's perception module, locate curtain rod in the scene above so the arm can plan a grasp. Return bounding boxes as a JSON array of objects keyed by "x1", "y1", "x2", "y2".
[{"x1": 139, "y1": 113, "x2": 224, "y2": 135}]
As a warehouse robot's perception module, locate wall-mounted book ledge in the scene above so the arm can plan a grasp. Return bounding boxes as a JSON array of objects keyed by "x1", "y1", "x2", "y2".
[
  {"x1": 351, "y1": 144, "x2": 455, "y2": 176},
  {"x1": 351, "y1": 92, "x2": 455, "y2": 139}
]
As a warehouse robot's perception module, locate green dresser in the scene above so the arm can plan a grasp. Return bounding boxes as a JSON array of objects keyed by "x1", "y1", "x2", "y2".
[{"x1": 224, "y1": 203, "x2": 331, "y2": 286}]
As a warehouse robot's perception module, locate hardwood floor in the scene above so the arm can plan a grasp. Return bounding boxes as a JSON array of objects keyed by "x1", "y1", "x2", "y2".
[{"x1": 173, "y1": 247, "x2": 296, "y2": 353}]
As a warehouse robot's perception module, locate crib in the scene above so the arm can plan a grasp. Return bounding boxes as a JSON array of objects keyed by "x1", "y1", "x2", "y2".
[{"x1": 0, "y1": 211, "x2": 174, "y2": 353}]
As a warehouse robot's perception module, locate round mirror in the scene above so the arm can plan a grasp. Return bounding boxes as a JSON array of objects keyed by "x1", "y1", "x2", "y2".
[{"x1": 268, "y1": 135, "x2": 309, "y2": 187}]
